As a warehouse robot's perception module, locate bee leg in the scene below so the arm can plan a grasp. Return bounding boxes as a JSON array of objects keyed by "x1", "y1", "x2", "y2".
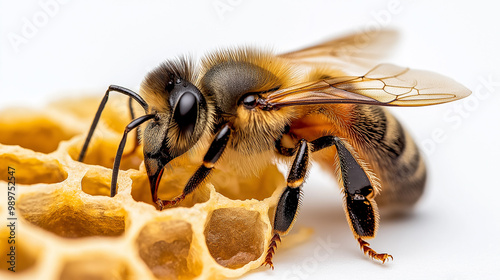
[
  {"x1": 264, "y1": 139, "x2": 309, "y2": 269},
  {"x1": 317, "y1": 136, "x2": 392, "y2": 263},
  {"x1": 79, "y1": 85, "x2": 149, "y2": 162},
  {"x1": 122, "y1": 96, "x2": 142, "y2": 157},
  {"x1": 157, "y1": 123, "x2": 232, "y2": 208},
  {"x1": 110, "y1": 114, "x2": 156, "y2": 197}
]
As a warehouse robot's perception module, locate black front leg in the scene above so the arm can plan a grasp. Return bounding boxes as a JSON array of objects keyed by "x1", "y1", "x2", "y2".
[{"x1": 156, "y1": 123, "x2": 232, "y2": 209}]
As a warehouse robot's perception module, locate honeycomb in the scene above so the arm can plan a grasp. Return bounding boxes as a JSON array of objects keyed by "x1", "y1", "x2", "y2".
[{"x1": 0, "y1": 94, "x2": 299, "y2": 280}]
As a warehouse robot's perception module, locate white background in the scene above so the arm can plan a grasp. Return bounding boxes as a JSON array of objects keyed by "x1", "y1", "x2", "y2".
[{"x1": 1, "y1": 1, "x2": 500, "y2": 279}]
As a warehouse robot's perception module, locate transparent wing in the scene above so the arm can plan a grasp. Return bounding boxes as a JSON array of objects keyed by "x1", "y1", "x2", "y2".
[
  {"x1": 279, "y1": 30, "x2": 399, "y2": 73},
  {"x1": 262, "y1": 64, "x2": 471, "y2": 109}
]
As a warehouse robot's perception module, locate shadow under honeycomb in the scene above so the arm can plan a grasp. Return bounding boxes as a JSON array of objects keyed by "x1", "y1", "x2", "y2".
[
  {"x1": 18, "y1": 190, "x2": 127, "y2": 238},
  {"x1": 136, "y1": 219, "x2": 202, "y2": 280}
]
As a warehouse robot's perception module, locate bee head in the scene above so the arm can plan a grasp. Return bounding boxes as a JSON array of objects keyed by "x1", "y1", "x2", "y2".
[{"x1": 140, "y1": 58, "x2": 212, "y2": 162}]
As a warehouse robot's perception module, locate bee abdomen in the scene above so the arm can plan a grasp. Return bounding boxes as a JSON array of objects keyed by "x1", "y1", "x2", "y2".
[{"x1": 352, "y1": 106, "x2": 426, "y2": 212}]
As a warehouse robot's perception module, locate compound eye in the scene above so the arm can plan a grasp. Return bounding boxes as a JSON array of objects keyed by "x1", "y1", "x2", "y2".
[
  {"x1": 173, "y1": 91, "x2": 198, "y2": 135},
  {"x1": 241, "y1": 94, "x2": 258, "y2": 109}
]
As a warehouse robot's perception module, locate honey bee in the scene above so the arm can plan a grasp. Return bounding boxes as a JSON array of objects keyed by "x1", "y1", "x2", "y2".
[{"x1": 78, "y1": 30, "x2": 471, "y2": 267}]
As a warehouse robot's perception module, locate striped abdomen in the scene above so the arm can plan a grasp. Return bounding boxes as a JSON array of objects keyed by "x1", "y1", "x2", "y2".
[{"x1": 347, "y1": 105, "x2": 426, "y2": 212}]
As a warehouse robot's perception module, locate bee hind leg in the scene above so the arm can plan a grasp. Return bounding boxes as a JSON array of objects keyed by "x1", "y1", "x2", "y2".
[
  {"x1": 357, "y1": 238, "x2": 393, "y2": 263},
  {"x1": 312, "y1": 136, "x2": 386, "y2": 261},
  {"x1": 322, "y1": 136, "x2": 392, "y2": 263}
]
